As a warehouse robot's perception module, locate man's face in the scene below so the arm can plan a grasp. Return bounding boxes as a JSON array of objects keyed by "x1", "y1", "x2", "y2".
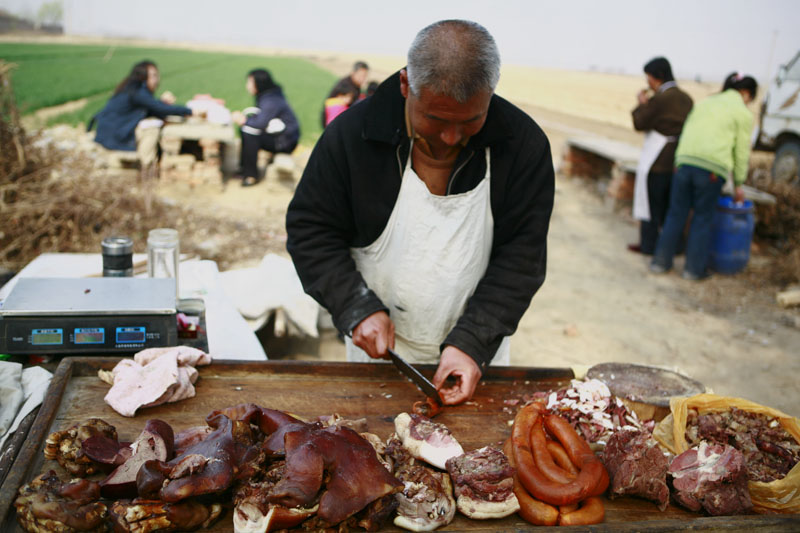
[
  {"x1": 400, "y1": 69, "x2": 491, "y2": 159},
  {"x1": 352, "y1": 67, "x2": 369, "y2": 88}
]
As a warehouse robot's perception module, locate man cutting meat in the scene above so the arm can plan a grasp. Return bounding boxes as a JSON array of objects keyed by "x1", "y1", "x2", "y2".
[{"x1": 286, "y1": 20, "x2": 554, "y2": 405}]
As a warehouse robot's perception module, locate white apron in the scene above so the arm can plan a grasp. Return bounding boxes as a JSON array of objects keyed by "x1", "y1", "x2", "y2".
[
  {"x1": 345, "y1": 143, "x2": 511, "y2": 365},
  {"x1": 632, "y1": 130, "x2": 669, "y2": 222}
]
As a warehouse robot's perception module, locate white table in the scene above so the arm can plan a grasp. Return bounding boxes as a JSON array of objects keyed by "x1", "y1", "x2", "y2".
[{"x1": 0, "y1": 254, "x2": 267, "y2": 361}]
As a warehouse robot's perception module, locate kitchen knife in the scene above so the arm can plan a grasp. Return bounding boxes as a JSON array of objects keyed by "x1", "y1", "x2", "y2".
[{"x1": 387, "y1": 348, "x2": 443, "y2": 405}]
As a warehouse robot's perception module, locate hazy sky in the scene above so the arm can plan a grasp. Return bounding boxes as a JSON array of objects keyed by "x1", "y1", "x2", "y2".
[{"x1": 3, "y1": 0, "x2": 799, "y2": 83}]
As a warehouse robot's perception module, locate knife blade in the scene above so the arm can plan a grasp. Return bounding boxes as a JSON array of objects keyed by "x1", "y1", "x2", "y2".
[{"x1": 387, "y1": 348, "x2": 443, "y2": 405}]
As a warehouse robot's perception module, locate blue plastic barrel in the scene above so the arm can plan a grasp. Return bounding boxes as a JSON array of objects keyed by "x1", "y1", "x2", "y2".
[{"x1": 708, "y1": 196, "x2": 755, "y2": 274}]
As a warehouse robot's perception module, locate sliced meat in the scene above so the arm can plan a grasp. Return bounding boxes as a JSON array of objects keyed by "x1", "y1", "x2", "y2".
[
  {"x1": 395, "y1": 413, "x2": 464, "y2": 470},
  {"x1": 668, "y1": 441, "x2": 753, "y2": 516},
  {"x1": 445, "y1": 446, "x2": 519, "y2": 519},
  {"x1": 99, "y1": 419, "x2": 175, "y2": 499},
  {"x1": 602, "y1": 429, "x2": 670, "y2": 510}
]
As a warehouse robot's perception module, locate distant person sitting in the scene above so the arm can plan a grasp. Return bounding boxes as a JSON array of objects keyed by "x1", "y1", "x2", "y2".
[
  {"x1": 629, "y1": 57, "x2": 693, "y2": 255},
  {"x1": 91, "y1": 60, "x2": 195, "y2": 176},
  {"x1": 321, "y1": 61, "x2": 369, "y2": 127},
  {"x1": 231, "y1": 69, "x2": 300, "y2": 187}
]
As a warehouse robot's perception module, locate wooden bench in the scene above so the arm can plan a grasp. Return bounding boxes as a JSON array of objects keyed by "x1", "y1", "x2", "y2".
[
  {"x1": 561, "y1": 136, "x2": 640, "y2": 207},
  {"x1": 561, "y1": 136, "x2": 776, "y2": 207}
]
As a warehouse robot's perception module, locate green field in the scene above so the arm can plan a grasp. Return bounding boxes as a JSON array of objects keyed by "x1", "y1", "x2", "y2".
[{"x1": 1, "y1": 42, "x2": 338, "y2": 145}]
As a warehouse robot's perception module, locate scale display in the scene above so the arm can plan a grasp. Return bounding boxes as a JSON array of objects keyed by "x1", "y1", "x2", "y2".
[
  {"x1": 31, "y1": 328, "x2": 63, "y2": 345},
  {"x1": 75, "y1": 327, "x2": 104, "y2": 344},
  {"x1": 116, "y1": 326, "x2": 146, "y2": 343}
]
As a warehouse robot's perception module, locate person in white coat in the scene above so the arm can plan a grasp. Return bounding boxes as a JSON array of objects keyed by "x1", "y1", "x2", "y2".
[{"x1": 286, "y1": 20, "x2": 555, "y2": 405}]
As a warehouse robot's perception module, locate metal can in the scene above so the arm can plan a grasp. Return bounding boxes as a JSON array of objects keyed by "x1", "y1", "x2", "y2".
[{"x1": 101, "y1": 236, "x2": 133, "y2": 277}]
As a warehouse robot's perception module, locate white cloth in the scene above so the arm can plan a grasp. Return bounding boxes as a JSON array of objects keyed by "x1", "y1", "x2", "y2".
[
  {"x1": 346, "y1": 143, "x2": 510, "y2": 365},
  {"x1": 633, "y1": 130, "x2": 669, "y2": 221},
  {"x1": 219, "y1": 254, "x2": 320, "y2": 338},
  {"x1": 0, "y1": 362, "x2": 52, "y2": 450}
]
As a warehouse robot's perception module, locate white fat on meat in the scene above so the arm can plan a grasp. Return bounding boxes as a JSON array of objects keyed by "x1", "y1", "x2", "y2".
[
  {"x1": 394, "y1": 413, "x2": 464, "y2": 470},
  {"x1": 233, "y1": 502, "x2": 269, "y2": 533}
]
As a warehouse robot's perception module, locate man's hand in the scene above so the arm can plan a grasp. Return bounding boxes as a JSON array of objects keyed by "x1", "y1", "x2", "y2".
[
  {"x1": 637, "y1": 89, "x2": 650, "y2": 106},
  {"x1": 734, "y1": 185, "x2": 745, "y2": 204},
  {"x1": 352, "y1": 311, "x2": 394, "y2": 359},
  {"x1": 433, "y1": 345, "x2": 482, "y2": 405}
]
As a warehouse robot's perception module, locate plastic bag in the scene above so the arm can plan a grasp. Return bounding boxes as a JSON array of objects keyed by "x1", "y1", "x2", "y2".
[{"x1": 653, "y1": 393, "x2": 800, "y2": 513}]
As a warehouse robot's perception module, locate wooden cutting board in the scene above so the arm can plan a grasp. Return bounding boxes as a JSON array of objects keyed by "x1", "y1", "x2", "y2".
[{"x1": 1, "y1": 357, "x2": 798, "y2": 532}]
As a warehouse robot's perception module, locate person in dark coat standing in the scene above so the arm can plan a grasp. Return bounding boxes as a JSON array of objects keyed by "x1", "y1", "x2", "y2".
[
  {"x1": 629, "y1": 57, "x2": 693, "y2": 255},
  {"x1": 232, "y1": 69, "x2": 300, "y2": 186},
  {"x1": 320, "y1": 61, "x2": 369, "y2": 127},
  {"x1": 92, "y1": 60, "x2": 194, "y2": 173}
]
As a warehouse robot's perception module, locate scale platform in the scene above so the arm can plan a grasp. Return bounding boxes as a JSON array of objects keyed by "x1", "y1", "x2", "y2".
[{"x1": 0, "y1": 277, "x2": 177, "y2": 355}]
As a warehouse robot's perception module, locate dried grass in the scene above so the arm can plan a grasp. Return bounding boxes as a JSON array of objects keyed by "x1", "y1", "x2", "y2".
[{"x1": 0, "y1": 61, "x2": 283, "y2": 273}]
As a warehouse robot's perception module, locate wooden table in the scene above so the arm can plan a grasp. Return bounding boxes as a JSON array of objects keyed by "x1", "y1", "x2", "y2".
[
  {"x1": 2, "y1": 358, "x2": 799, "y2": 531},
  {"x1": 159, "y1": 119, "x2": 237, "y2": 184}
]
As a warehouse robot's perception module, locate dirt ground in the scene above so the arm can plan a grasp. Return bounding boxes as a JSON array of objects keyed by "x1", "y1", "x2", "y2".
[{"x1": 12, "y1": 36, "x2": 800, "y2": 416}]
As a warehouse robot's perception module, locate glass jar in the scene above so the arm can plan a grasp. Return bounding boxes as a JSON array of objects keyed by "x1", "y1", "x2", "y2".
[{"x1": 147, "y1": 228, "x2": 179, "y2": 298}]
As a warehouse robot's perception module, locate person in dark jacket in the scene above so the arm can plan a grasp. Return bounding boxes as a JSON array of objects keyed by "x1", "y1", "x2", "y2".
[
  {"x1": 629, "y1": 57, "x2": 693, "y2": 255},
  {"x1": 286, "y1": 20, "x2": 554, "y2": 405},
  {"x1": 92, "y1": 60, "x2": 194, "y2": 169},
  {"x1": 320, "y1": 61, "x2": 369, "y2": 127},
  {"x1": 232, "y1": 69, "x2": 300, "y2": 186}
]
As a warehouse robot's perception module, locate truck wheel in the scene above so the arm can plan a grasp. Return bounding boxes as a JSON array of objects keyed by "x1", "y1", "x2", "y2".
[{"x1": 772, "y1": 140, "x2": 800, "y2": 184}]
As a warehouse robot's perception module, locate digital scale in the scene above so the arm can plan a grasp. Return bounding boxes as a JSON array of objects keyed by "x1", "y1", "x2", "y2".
[{"x1": 0, "y1": 277, "x2": 178, "y2": 355}]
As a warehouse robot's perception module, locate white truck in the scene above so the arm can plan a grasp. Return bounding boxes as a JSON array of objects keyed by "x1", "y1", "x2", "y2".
[{"x1": 756, "y1": 50, "x2": 800, "y2": 183}]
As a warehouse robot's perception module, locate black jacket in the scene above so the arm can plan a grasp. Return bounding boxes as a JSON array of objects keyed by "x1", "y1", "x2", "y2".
[
  {"x1": 91, "y1": 83, "x2": 191, "y2": 151},
  {"x1": 286, "y1": 71, "x2": 554, "y2": 368},
  {"x1": 244, "y1": 87, "x2": 300, "y2": 152}
]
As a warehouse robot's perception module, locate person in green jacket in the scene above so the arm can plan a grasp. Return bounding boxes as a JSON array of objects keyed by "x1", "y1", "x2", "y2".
[{"x1": 650, "y1": 72, "x2": 758, "y2": 280}]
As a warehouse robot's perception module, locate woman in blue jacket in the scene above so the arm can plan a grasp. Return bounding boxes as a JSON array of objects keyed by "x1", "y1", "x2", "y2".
[
  {"x1": 232, "y1": 69, "x2": 300, "y2": 186},
  {"x1": 92, "y1": 61, "x2": 194, "y2": 169}
]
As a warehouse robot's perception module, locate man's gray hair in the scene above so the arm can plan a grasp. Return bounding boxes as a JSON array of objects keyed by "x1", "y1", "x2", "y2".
[{"x1": 406, "y1": 20, "x2": 500, "y2": 103}]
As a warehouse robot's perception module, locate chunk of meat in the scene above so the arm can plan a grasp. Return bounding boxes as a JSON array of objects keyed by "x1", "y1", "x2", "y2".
[
  {"x1": 602, "y1": 429, "x2": 670, "y2": 510},
  {"x1": 136, "y1": 413, "x2": 260, "y2": 502},
  {"x1": 100, "y1": 420, "x2": 175, "y2": 499},
  {"x1": 668, "y1": 441, "x2": 753, "y2": 516},
  {"x1": 267, "y1": 425, "x2": 404, "y2": 527},
  {"x1": 445, "y1": 446, "x2": 519, "y2": 519},
  {"x1": 44, "y1": 419, "x2": 119, "y2": 477},
  {"x1": 394, "y1": 413, "x2": 464, "y2": 470},
  {"x1": 108, "y1": 498, "x2": 222, "y2": 532},
  {"x1": 387, "y1": 436, "x2": 456, "y2": 531},
  {"x1": 14, "y1": 470, "x2": 107, "y2": 532}
]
